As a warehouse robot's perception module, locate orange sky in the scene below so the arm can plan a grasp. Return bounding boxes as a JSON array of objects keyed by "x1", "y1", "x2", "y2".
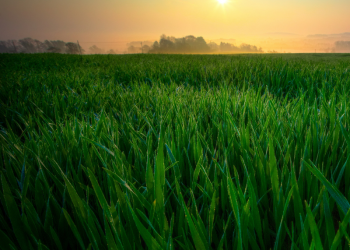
[{"x1": 1, "y1": 0, "x2": 350, "y2": 52}]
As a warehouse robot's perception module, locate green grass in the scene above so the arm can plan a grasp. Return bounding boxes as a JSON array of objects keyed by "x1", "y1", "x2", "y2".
[{"x1": 0, "y1": 53, "x2": 350, "y2": 249}]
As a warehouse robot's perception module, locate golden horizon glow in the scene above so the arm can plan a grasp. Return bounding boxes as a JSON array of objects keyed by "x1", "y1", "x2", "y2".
[
  {"x1": 217, "y1": 0, "x2": 227, "y2": 4},
  {"x1": 1, "y1": 0, "x2": 350, "y2": 53}
]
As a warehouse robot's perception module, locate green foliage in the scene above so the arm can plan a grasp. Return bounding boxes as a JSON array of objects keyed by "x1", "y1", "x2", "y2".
[{"x1": 1, "y1": 53, "x2": 350, "y2": 249}]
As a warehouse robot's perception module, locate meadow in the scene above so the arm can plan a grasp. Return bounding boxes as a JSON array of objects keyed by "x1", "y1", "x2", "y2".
[{"x1": 1, "y1": 53, "x2": 350, "y2": 250}]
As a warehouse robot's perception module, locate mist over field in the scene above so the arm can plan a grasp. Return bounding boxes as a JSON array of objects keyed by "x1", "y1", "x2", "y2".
[
  {"x1": 2, "y1": 0, "x2": 350, "y2": 54},
  {"x1": 0, "y1": 35, "x2": 264, "y2": 54},
  {"x1": 1, "y1": 33, "x2": 350, "y2": 54}
]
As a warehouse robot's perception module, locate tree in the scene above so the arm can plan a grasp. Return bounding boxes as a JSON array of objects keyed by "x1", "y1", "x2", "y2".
[
  {"x1": 3, "y1": 40, "x2": 21, "y2": 53},
  {"x1": 47, "y1": 47, "x2": 61, "y2": 53},
  {"x1": 174, "y1": 38, "x2": 189, "y2": 52},
  {"x1": 44, "y1": 40, "x2": 66, "y2": 53},
  {"x1": 89, "y1": 45, "x2": 104, "y2": 54},
  {"x1": 159, "y1": 38, "x2": 174, "y2": 51},
  {"x1": 0, "y1": 41, "x2": 8, "y2": 53},
  {"x1": 107, "y1": 49, "x2": 116, "y2": 54},
  {"x1": 19, "y1": 38, "x2": 45, "y2": 53},
  {"x1": 185, "y1": 35, "x2": 196, "y2": 42},
  {"x1": 152, "y1": 41, "x2": 159, "y2": 50},
  {"x1": 65, "y1": 42, "x2": 83, "y2": 54},
  {"x1": 148, "y1": 34, "x2": 263, "y2": 54},
  {"x1": 142, "y1": 45, "x2": 151, "y2": 53},
  {"x1": 220, "y1": 42, "x2": 239, "y2": 52},
  {"x1": 194, "y1": 37, "x2": 210, "y2": 52},
  {"x1": 208, "y1": 42, "x2": 219, "y2": 51}
]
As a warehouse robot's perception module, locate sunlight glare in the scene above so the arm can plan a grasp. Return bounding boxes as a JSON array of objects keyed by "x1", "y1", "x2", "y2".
[{"x1": 217, "y1": 0, "x2": 227, "y2": 4}]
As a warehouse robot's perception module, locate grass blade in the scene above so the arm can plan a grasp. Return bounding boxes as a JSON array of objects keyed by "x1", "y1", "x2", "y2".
[
  {"x1": 1, "y1": 175, "x2": 30, "y2": 250},
  {"x1": 303, "y1": 160, "x2": 350, "y2": 215}
]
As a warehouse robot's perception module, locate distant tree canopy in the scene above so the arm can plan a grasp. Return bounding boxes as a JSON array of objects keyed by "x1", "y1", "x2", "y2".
[
  {"x1": 106, "y1": 49, "x2": 116, "y2": 54},
  {"x1": 148, "y1": 35, "x2": 211, "y2": 53},
  {"x1": 128, "y1": 45, "x2": 140, "y2": 54},
  {"x1": 219, "y1": 42, "x2": 263, "y2": 53},
  {"x1": 126, "y1": 34, "x2": 264, "y2": 54},
  {"x1": 89, "y1": 45, "x2": 104, "y2": 54},
  {"x1": 19, "y1": 38, "x2": 45, "y2": 53},
  {"x1": 334, "y1": 41, "x2": 350, "y2": 52},
  {"x1": 0, "y1": 38, "x2": 84, "y2": 54},
  {"x1": 65, "y1": 42, "x2": 83, "y2": 54},
  {"x1": 142, "y1": 45, "x2": 151, "y2": 53},
  {"x1": 1, "y1": 35, "x2": 266, "y2": 55},
  {"x1": 45, "y1": 40, "x2": 66, "y2": 53}
]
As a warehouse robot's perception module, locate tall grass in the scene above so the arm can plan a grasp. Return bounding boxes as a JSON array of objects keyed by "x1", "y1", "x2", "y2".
[{"x1": 1, "y1": 53, "x2": 350, "y2": 249}]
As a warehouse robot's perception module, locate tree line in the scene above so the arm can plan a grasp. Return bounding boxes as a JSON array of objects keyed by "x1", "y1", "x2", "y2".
[
  {"x1": 0, "y1": 38, "x2": 87, "y2": 54},
  {"x1": 127, "y1": 34, "x2": 264, "y2": 54},
  {"x1": 0, "y1": 38, "x2": 121, "y2": 54},
  {"x1": 2, "y1": 36, "x2": 349, "y2": 54},
  {"x1": 1, "y1": 36, "x2": 265, "y2": 54}
]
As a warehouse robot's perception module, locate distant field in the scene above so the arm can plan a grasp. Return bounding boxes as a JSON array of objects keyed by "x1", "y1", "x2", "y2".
[{"x1": 1, "y1": 53, "x2": 350, "y2": 250}]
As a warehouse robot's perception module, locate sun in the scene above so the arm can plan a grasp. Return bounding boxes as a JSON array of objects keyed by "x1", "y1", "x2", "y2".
[{"x1": 217, "y1": 0, "x2": 227, "y2": 4}]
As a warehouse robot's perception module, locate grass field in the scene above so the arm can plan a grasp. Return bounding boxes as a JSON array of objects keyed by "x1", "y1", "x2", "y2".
[{"x1": 1, "y1": 53, "x2": 350, "y2": 250}]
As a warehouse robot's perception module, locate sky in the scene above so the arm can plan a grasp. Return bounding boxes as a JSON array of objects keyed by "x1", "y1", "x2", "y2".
[{"x1": 1, "y1": 0, "x2": 350, "y2": 52}]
